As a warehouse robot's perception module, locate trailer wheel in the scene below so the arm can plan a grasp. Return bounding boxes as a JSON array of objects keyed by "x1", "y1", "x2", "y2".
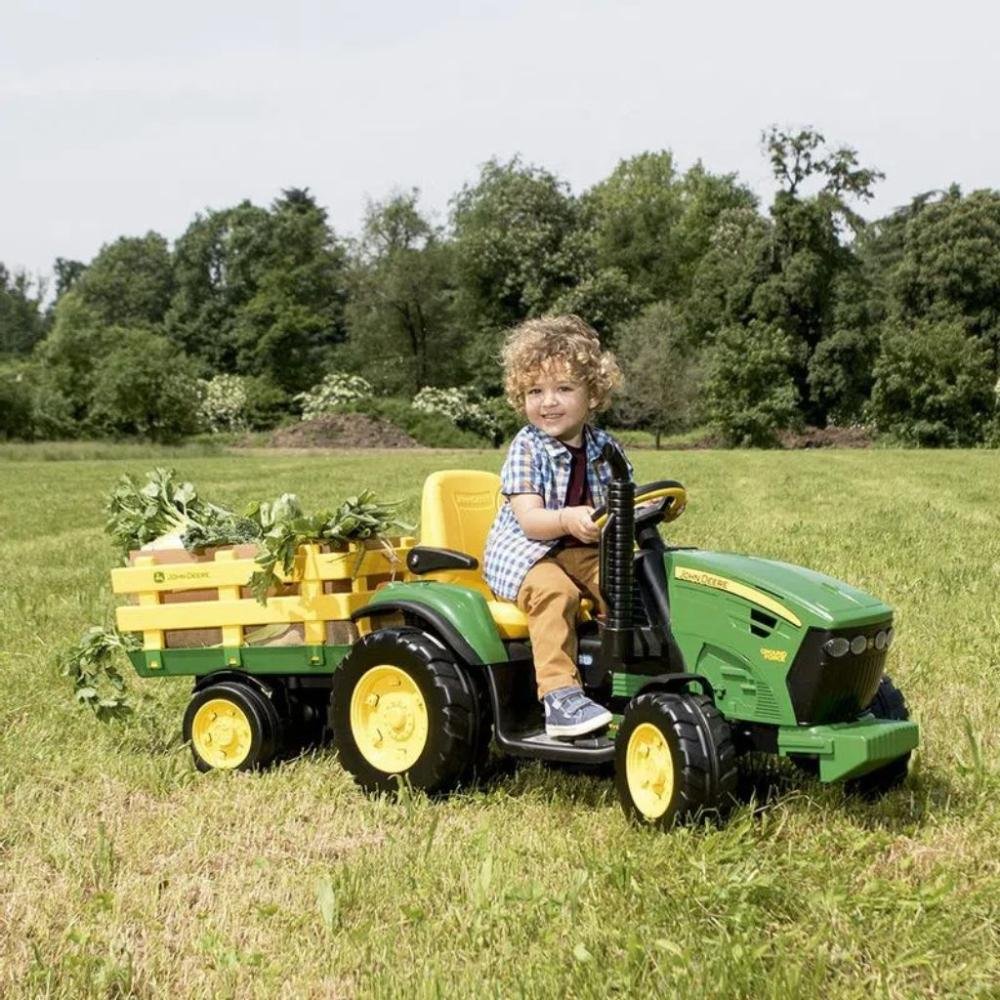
[
  {"x1": 329, "y1": 628, "x2": 480, "y2": 795},
  {"x1": 615, "y1": 691, "x2": 736, "y2": 828},
  {"x1": 846, "y1": 675, "x2": 911, "y2": 797},
  {"x1": 183, "y1": 680, "x2": 283, "y2": 772}
]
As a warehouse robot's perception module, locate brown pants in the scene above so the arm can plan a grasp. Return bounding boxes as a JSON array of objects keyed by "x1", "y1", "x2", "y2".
[{"x1": 515, "y1": 546, "x2": 606, "y2": 699}]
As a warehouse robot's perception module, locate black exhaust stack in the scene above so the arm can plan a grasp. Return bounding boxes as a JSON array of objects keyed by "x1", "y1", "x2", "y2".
[{"x1": 599, "y1": 442, "x2": 634, "y2": 665}]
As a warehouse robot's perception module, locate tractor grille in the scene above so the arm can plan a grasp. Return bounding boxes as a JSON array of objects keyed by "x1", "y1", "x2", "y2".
[{"x1": 786, "y1": 623, "x2": 890, "y2": 724}]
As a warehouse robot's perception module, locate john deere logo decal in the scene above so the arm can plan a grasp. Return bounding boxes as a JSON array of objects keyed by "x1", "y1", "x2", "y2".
[
  {"x1": 673, "y1": 566, "x2": 802, "y2": 628},
  {"x1": 153, "y1": 571, "x2": 165, "y2": 583}
]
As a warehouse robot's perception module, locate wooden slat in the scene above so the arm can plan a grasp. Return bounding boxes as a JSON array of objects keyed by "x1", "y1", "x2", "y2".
[
  {"x1": 110, "y1": 541, "x2": 413, "y2": 595},
  {"x1": 116, "y1": 592, "x2": 371, "y2": 633}
]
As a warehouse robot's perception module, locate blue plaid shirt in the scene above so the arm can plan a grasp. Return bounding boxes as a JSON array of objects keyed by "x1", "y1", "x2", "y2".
[{"x1": 483, "y1": 423, "x2": 632, "y2": 601}]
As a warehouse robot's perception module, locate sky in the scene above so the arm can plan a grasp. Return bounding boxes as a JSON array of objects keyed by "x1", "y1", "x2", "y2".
[{"x1": 3, "y1": 0, "x2": 998, "y2": 283}]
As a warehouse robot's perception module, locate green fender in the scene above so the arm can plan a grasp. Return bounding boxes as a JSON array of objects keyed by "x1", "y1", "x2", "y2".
[{"x1": 350, "y1": 581, "x2": 508, "y2": 665}]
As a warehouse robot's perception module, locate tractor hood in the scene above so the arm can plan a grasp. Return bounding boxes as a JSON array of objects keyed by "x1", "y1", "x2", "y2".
[{"x1": 669, "y1": 549, "x2": 892, "y2": 631}]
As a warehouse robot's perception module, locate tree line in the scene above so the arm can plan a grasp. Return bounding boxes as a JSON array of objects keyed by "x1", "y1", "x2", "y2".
[{"x1": 2, "y1": 127, "x2": 998, "y2": 446}]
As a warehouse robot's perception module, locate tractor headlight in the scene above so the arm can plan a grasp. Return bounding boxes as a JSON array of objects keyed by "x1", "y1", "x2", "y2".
[
  {"x1": 885, "y1": 627, "x2": 894, "y2": 648},
  {"x1": 874, "y1": 630, "x2": 887, "y2": 651},
  {"x1": 850, "y1": 635, "x2": 868, "y2": 655},
  {"x1": 825, "y1": 637, "x2": 850, "y2": 658}
]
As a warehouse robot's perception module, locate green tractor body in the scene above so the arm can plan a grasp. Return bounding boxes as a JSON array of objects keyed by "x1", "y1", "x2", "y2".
[{"x1": 358, "y1": 543, "x2": 918, "y2": 784}]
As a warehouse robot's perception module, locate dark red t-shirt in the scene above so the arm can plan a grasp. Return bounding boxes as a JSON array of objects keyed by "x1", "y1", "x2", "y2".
[{"x1": 561, "y1": 441, "x2": 591, "y2": 547}]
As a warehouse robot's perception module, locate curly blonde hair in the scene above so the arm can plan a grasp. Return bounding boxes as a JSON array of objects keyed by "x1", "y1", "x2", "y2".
[{"x1": 501, "y1": 314, "x2": 623, "y2": 413}]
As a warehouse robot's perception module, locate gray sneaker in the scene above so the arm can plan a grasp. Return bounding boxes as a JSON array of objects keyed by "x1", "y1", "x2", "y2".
[{"x1": 543, "y1": 686, "x2": 613, "y2": 739}]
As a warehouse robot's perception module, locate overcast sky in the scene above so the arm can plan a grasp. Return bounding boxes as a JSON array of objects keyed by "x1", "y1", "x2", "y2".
[{"x1": 3, "y1": 0, "x2": 998, "y2": 281}]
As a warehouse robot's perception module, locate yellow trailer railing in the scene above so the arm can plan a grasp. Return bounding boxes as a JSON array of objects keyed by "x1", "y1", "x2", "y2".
[{"x1": 112, "y1": 539, "x2": 416, "y2": 662}]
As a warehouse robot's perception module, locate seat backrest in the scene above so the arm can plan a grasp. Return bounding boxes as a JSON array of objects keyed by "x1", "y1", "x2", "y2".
[{"x1": 420, "y1": 470, "x2": 503, "y2": 594}]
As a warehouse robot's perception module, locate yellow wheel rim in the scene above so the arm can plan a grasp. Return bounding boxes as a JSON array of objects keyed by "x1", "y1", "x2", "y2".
[
  {"x1": 626, "y1": 722, "x2": 675, "y2": 820},
  {"x1": 350, "y1": 665, "x2": 428, "y2": 773},
  {"x1": 191, "y1": 698, "x2": 253, "y2": 770}
]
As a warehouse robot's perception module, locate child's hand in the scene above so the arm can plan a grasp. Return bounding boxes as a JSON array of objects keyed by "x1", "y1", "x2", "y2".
[{"x1": 560, "y1": 506, "x2": 600, "y2": 543}]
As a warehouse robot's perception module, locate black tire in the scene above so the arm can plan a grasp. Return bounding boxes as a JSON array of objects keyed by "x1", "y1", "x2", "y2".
[
  {"x1": 329, "y1": 628, "x2": 480, "y2": 795},
  {"x1": 183, "y1": 679, "x2": 283, "y2": 773},
  {"x1": 615, "y1": 691, "x2": 737, "y2": 828},
  {"x1": 846, "y1": 674, "x2": 911, "y2": 797}
]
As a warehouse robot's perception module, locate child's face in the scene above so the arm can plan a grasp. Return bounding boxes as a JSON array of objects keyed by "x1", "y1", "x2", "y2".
[{"x1": 523, "y1": 365, "x2": 594, "y2": 446}]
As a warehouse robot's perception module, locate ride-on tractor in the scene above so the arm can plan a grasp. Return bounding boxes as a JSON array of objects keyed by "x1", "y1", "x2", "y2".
[
  {"x1": 332, "y1": 446, "x2": 918, "y2": 825},
  {"x1": 113, "y1": 447, "x2": 918, "y2": 827}
]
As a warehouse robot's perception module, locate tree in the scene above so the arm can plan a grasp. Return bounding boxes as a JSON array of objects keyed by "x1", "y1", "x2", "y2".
[
  {"x1": 34, "y1": 290, "x2": 110, "y2": 433},
  {"x1": 0, "y1": 368, "x2": 34, "y2": 439},
  {"x1": 87, "y1": 328, "x2": 203, "y2": 441},
  {"x1": 73, "y1": 232, "x2": 174, "y2": 328},
  {"x1": 868, "y1": 318, "x2": 993, "y2": 446},
  {"x1": 705, "y1": 320, "x2": 800, "y2": 446},
  {"x1": 451, "y1": 157, "x2": 584, "y2": 378},
  {"x1": 343, "y1": 190, "x2": 464, "y2": 394},
  {"x1": 548, "y1": 265, "x2": 641, "y2": 341},
  {"x1": 806, "y1": 324, "x2": 879, "y2": 424},
  {"x1": 0, "y1": 265, "x2": 46, "y2": 354},
  {"x1": 581, "y1": 151, "x2": 680, "y2": 305},
  {"x1": 709, "y1": 127, "x2": 886, "y2": 425},
  {"x1": 686, "y1": 206, "x2": 773, "y2": 344},
  {"x1": 53, "y1": 258, "x2": 87, "y2": 299},
  {"x1": 582, "y1": 152, "x2": 756, "y2": 305},
  {"x1": 233, "y1": 188, "x2": 348, "y2": 391},
  {"x1": 166, "y1": 201, "x2": 273, "y2": 372},
  {"x1": 614, "y1": 303, "x2": 704, "y2": 447},
  {"x1": 886, "y1": 188, "x2": 1000, "y2": 372}
]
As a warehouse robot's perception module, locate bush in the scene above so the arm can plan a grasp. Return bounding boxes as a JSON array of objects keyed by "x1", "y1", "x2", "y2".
[
  {"x1": 478, "y1": 395, "x2": 522, "y2": 443},
  {"x1": 412, "y1": 386, "x2": 501, "y2": 444},
  {"x1": 987, "y1": 378, "x2": 1000, "y2": 447},
  {"x1": 295, "y1": 372, "x2": 373, "y2": 420},
  {"x1": 705, "y1": 321, "x2": 800, "y2": 447},
  {"x1": 243, "y1": 376, "x2": 292, "y2": 431},
  {"x1": 198, "y1": 374, "x2": 249, "y2": 433},
  {"x1": 87, "y1": 329, "x2": 203, "y2": 441},
  {"x1": 0, "y1": 370, "x2": 34, "y2": 440},
  {"x1": 806, "y1": 327, "x2": 879, "y2": 425},
  {"x1": 868, "y1": 319, "x2": 994, "y2": 446},
  {"x1": 336, "y1": 397, "x2": 491, "y2": 448}
]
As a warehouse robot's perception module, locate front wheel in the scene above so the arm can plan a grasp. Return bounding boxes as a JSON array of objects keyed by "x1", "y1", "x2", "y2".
[
  {"x1": 329, "y1": 628, "x2": 481, "y2": 795},
  {"x1": 615, "y1": 691, "x2": 737, "y2": 828}
]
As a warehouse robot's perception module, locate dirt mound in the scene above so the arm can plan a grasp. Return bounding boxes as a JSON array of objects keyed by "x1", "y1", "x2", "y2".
[
  {"x1": 777, "y1": 425, "x2": 874, "y2": 449},
  {"x1": 268, "y1": 415, "x2": 418, "y2": 449}
]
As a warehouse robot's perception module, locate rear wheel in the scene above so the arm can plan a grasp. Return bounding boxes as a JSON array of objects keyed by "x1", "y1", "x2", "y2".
[
  {"x1": 329, "y1": 628, "x2": 480, "y2": 795},
  {"x1": 847, "y1": 674, "x2": 911, "y2": 796},
  {"x1": 183, "y1": 680, "x2": 283, "y2": 772},
  {"x1": 615, "y1": 691, "x2": 736, "y2": 828}
]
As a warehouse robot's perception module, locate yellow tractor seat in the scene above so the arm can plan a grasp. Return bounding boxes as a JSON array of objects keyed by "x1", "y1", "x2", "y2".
[
  {"x1": 416, "y1": 470, "x2": 529, "y2": 638},
  {"x1": 415, "y1": 470, "x2": 591, "y2": 642}
]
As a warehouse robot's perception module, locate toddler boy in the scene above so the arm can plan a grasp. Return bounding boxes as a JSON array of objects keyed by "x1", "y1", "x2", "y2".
[{"x1": 484, "y1": 315, "x2": 631, "y2": 738}]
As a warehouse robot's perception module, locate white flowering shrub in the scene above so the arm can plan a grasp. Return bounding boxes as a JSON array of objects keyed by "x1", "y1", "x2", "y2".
[
  {"x1": 295, "y1": 372, "x2": 374, "y2": 421},
  {"x1": 413, "y1": 386, "x2": 501, "y2": 443},
  {"x1": 988, "y1": 377, "x2": 1000, "y2": 447},
  {"x1": 197, "y1": 374, "x2": 249, "y2": 433}
]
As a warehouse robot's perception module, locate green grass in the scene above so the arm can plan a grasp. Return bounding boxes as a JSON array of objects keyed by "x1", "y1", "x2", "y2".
[{"x1": 1, "y1": 446, "x2": 998, "y2": 998}]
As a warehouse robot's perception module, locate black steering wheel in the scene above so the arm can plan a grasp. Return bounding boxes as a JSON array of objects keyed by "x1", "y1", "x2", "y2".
[{"x1": 590, "y1": 480, "x2": 687, "y2": 532}]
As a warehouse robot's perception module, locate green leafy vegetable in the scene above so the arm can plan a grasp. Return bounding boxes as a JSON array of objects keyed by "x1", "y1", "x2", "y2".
[
  {"x1": 104, "y1": 467, "x2": 260, "y2": 561},
  {"x1": 245, "y1": 489, "x2": 413, "y2": 604},
  {"x1": 60, "y1": 625, "x2": 140, "y2": 721},
  {"x1": 104, "y1": 469, "x2": 412, "y2": 605}
]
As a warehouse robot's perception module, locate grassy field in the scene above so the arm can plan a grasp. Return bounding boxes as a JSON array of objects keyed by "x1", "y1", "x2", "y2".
[{"x1": 1, "y1": 444, "x2": 998, "y2": 999}]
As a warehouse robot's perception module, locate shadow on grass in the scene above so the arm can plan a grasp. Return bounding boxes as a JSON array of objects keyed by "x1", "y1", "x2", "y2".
[{"x1": 738, "y1": 752, "x2": 965, "y2": 831}]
